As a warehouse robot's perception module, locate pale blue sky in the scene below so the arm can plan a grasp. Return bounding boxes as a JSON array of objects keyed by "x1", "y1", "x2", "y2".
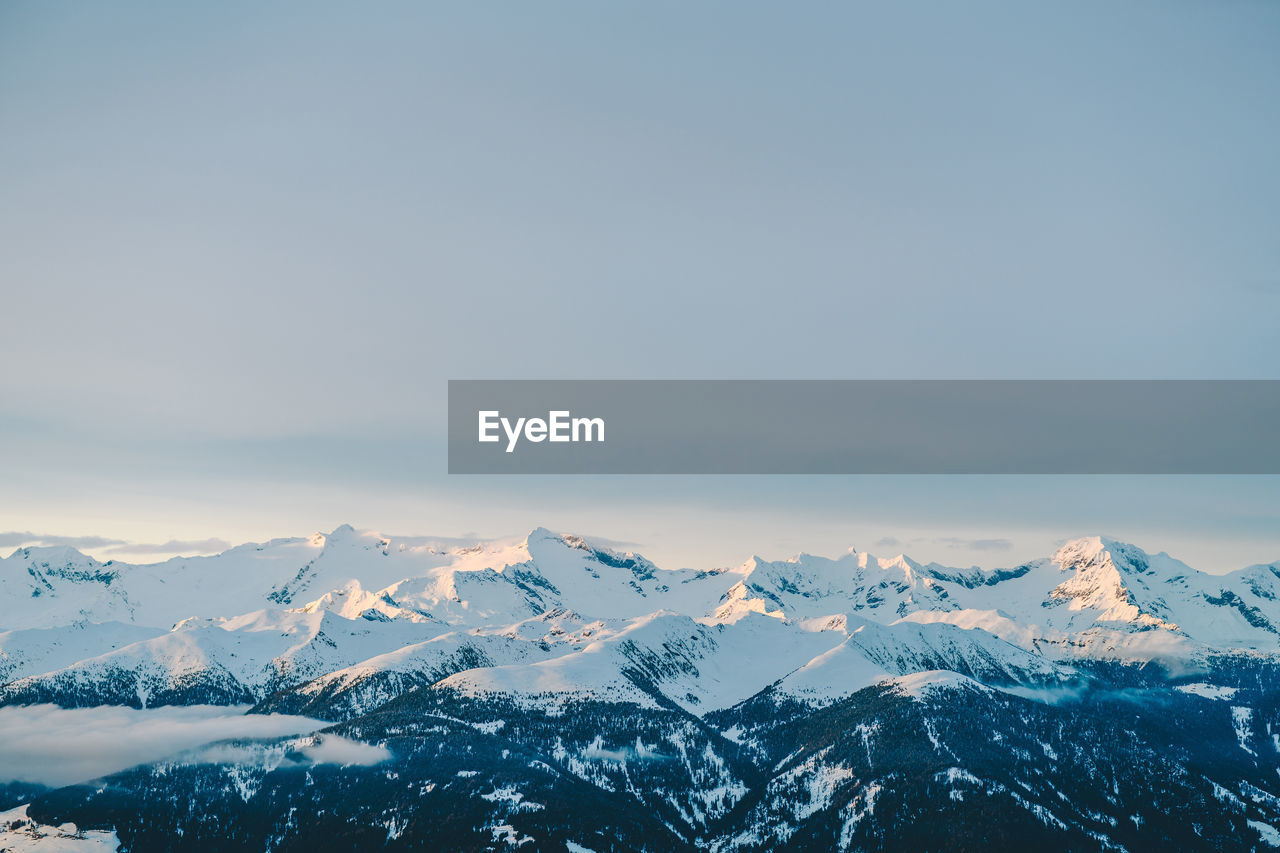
[{"x1": 2, "y1": 2, "x2": 1278, "y2": 571}]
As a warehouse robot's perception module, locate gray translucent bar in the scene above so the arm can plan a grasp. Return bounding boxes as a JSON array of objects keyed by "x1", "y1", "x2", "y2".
[{"x1": 447, "y1": 380, "x2": 1280, "y2": 474}]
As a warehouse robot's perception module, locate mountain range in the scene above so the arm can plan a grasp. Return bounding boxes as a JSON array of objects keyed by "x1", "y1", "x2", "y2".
[{"x1": 4, "y1": 526, "x2": 1280, "y2": 851}]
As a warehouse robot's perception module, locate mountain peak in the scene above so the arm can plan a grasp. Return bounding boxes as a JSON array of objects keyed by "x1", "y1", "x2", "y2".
[
  {"x1": 526, "y1": 526, "x2": 560, "y2": 544},
  {"x1": 1053, "y1": 536, "x2": 1150, "y2": 574},
  {"x1": 8, "y1": 544, "x2": 99, "y2": 566},
  {"x1": 326, "y1": 523, "x2": 359, "y2": 540}
]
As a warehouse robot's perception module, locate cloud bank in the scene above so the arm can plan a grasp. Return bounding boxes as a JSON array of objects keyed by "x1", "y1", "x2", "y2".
[
  {"x1": 0, "y1": 532, "x2": 234, "y2": 558},
  {"x1": 0, "y1": 531, "x2": 129, "y2": 549},
  {"x1": 0, "y1": 704, "x2": 327, "y2": 787},
  {"x1": 101, "y1": 538, "x2": 233, "y2": 556},
  {"x1": 872, "y1": 535, "x2": 1013, "y2": 553}
]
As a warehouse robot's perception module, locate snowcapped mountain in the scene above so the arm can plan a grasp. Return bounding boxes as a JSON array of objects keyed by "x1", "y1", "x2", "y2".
[
  {"x1": 4, "y1": 527, "x2": 1280, "y2": 713},
  {"x1": 6, "y1": 527, "x2": 1280, "y2": 851}
]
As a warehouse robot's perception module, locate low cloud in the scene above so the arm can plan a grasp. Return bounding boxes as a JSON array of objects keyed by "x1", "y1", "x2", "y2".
[
  {"x1": 581, "y1": 743, "x2": 671, "y2": 763},
  {"x1": 102, "y1": 538, "x2": 233, "y2": 556},
  {"x1": 1, "y1": 532, "x2": 233, "y2": 558},
  {"x1": 0, "y1": 704, "x2": 326, "y2": 787},
  {"x1": 870, "y1": 535, "x2": 1012, "y2": 554},
  {"x1": 935, "y1": 537, "x2": 1013, "y2": 552},
  {"x1": 0, "y1": 531, "x2": 129, "y2": 549},
  {"x1": 292, "y1": 734, "x2": 391, "y2": 766},
  {"x1": 184, "y1": 733, "x2": 392, "y2": 772},
  {"x1": 580, "y1": 534, "x2": 645, "y2": 551}
]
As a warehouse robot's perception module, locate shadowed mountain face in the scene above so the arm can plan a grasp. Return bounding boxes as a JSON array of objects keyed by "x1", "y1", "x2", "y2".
[{"x1": 4, "y1": 527, "x2": 1280, "y2": 850}]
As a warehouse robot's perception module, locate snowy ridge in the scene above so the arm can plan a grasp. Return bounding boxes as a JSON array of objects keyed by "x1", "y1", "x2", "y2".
[{"x1": 2, "y1": 529, "x2": 1279, "y2": 716}]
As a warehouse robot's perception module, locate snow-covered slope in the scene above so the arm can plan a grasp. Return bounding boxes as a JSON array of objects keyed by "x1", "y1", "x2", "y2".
[
  {"x1": 0, "y1": 805, "x2": 118, "y2": 851},
  {"x1": 0, "y1": 622, "x2": 165, "y2": 683},
  {"x1": 256, "y1": 628, "x2": 566, "y2": 719},
  {"x1": 437, "y1": 611, "x2": 846, "y2": 713},
  {"x1": 0, "y1": 609, "x2": 439, "y2": 707}
]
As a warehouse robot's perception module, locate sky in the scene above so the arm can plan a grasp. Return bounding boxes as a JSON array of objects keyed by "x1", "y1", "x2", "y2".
[{"x1": 2, "y1": 2, "x2": 1278, "y2": 572}]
